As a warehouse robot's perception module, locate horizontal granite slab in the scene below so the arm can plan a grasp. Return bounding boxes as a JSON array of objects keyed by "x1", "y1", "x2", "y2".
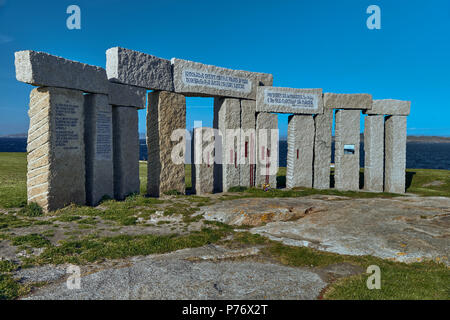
[
  {"x1": 364, "y1": 99, "x2": 410, "y2": 116},
  {"x1": 106, "y1": 47, "x2": 173, "y2": 91},
  {"x1": 171, "y1": 58, "x2": 273, "y2": 99},
  {"x1": 256, "y1": 87, "x2": 323, "y2": 114},
  {"x1": 15, "y1": 50, "x2": 108, "y2": 94}
]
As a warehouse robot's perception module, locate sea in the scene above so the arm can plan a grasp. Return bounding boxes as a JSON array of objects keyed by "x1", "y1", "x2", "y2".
[{"x1": 1, "y1": 138, "x2": 449, "y2": 170}]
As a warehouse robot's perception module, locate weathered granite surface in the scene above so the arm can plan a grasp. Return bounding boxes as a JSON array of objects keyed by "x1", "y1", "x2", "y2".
[
  {"x1": 364, "y1": 99, "x2": 411, "y2": 116},
  {"x1": 27, "y1": 87, "x2": 85, "y2": 212},
  {"x1": 84, "y1": 94, "x2": 114, "y2": 206},
  {"x1": 334, "y1": 110, "x2": 360, "y2": 191},
  {"x1": 171, "y1": 58, "x2": 273, "y2": 99},
  {"x1": 364, "y1": 115, "x2": 384, "y2": 192},
  {"x1": 256, "y1": 87, "x2": 323, "y2": 114},
  {"x1": 191, "y1": 127, "x2": 215, "y2": 194},
  {"x1": 240, "y1": 100, "x2": 256, "y2": 187},
  {"x1": 147, "y1": 91, "x2": 186, "y2": 197},
  {"x1": 106, "y1": 47, "x2": 173, "y2": 91},
  {"x1": 255, "y1": 113, "x2": 278, "y2": 188},
  {"x1": 15, "y1": 50, "x2": 108, "y2": 94},
  {"x1": 313, "y1": 109, "x2": 333, "y2": 189},
  {"x1": 22, "y1": 245, "x2": 329, "y2": 300},
  {"x1": 213, "y1": 98, "x2": 241, "y2": 192},
  {"x1": 108, "y1": 82, "x2": 146, "y2": 109},
  {"x1": 112, "y1": 106, "x2": 140, "y2": 200},
  {"x1": 286, "y1": 115, "x2": 315, "y2": 188},
  {"x1": 323, "y1": 93, "x2": 372, "y2": 110},
  {"x1": 200, "y1": 196, "x2": 450, "y2": 265},
  {"x1": 385, "y1": 116, "x2": 407, "y2": 193}
]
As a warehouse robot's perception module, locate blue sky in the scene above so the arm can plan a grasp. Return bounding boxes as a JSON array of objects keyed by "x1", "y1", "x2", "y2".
[{"x1": 0, "y1": 0, "x2": 449, "y2": 137}]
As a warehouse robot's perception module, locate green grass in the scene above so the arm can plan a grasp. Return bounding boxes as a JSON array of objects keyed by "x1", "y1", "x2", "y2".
[
  {"x1": 0, "y1": 153, "x2": 449, "y2": 300},
  {"x1": 0, "y1": 153, "x2": 27, "y2": 208},
  {"x1": 29, "y1": 226, "x2": 229, "y2": 265},
  {"x1": 230, "y1": 232, "x2": 450, "y2": 300}
]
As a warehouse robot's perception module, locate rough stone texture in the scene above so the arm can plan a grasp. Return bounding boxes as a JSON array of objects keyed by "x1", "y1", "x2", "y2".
[
  {"x1": 239, "y1": 100, "x2": 257, "y2": 187},
  {"x1": 323, "y1": 93, "x2": 372, "y2": 110},
  {"x1": 364, "y1": 115, "x2": 384, "y2": 192},
  {"x1": 15, "y1": 50, "x2": 108, "y2": 94},
  {"x1": 106, "y1": 47, "x2": 173, "y2": 91},
  {"x1": 201, "y1": 196, "x2": 450, "y2": 265},
  {"x1": 84, "y1": 94, "x2": 114, "y2": 206},
  {"x1": 112, "y1": 106, "x2": 140, "y2": 200},
  {"x1": 22, "y1": 245, "x2": 328, "y2": 300},
  {"x1": 313, "y1": 109, "x2": 333, "y2": 189},
  {"x1": 147, "y1": 91, "x2": 186, "y2": 197},
  {"x1": 255, "y1": 112, "x2": 278, "y2": 188},
  {"x1": 384, "y1": 116, "x2": 407, "y2": 193},
  {"x1": 334, "y1": 110, "x2": 360, "y2": 191},
  {"x1": 191, "y1": 127, "x2": 214, "y2": 194},
  {"x1": 286, "y1": 115, "x2": 315, "y2": 188},
  {"x1": 213, "y1": 98, "x2": 241, "y2": 192},
  {"x1": 364, "y1": 99, "x2": 411, "y2": 116},
  {"x1": 27, "y1": 87, "x2": 85, "y2": 212},
  {"x1": 256, "y1": 87, "x2": 323, "y2": 114},
  {"x1": 171, "y1": 58, "x2": 273, "y2": 99},
  {"x1": 108, "y1": 82, "x2": 147, "y2": 109}
]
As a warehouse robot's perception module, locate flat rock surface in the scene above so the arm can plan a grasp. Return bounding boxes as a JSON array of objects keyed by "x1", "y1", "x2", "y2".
[
  {"x1": 200, "y1": 196, "x2": 450, "y2": 264},
  {"x1": 21, "y1": 245, "x2": 331, "y2": 300}
]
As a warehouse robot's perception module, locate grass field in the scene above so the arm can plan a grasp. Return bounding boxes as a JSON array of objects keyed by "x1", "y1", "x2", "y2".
[{"x1": 0, "y1": 152, "x2": 449, "y2": 300}]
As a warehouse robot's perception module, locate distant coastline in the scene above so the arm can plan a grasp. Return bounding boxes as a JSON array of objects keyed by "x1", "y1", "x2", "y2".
[{"x1": 1, "y1": 133, "x2": 450, "y2": 143}]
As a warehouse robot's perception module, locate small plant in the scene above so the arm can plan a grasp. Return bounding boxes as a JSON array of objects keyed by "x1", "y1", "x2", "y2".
[
  {"x1": 228, "y1": 186, "x2": 247, "y2": 192},
  {"x1": 163, "y1": 190, "x2": 183, "y2": 196},
  {"x1": 18, "y1": 203, "x2": 43, "y2": 217}
]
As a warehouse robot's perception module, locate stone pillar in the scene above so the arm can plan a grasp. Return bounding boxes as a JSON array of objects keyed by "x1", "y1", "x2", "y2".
[
  {"x1": 334, "y1": 109, "x2": 360, "y2": 191},
  {"x1": 364, "y1": 115, "x2": 384, "y2": 192},
  {"x1": 255, "y1": 112, "x2": 278, "y2": 188},
  {"x1": 112, "y1": 106, "x2": 140, "y2": 200},
  {"x1": 84, "y1": 94, "x2": 114, "y2": 205},
  {"x1": 213, "y1": 97, "x2": 241, "y2": 192},
  {"x1": 239, "y1": 99, "x2": 256, "y2": 188},
  {"x1": 287, "y1": 115, "x2": 314, "y2": 188},
  {"x1": 313, "y1": 109, "x2": 333, "y2": 189},
  {"x1": 191, "y1": 127, "x2": 214, "y2": 194},
  {"x1": 147, "y1": 91, "x2": 186, "y2": 197},
  {"x1": 384, "y1": 116, "x2": 407, "y2": 193},
  {"x1": 27, "y1": 87, "x2": 85, "y2": 212}
]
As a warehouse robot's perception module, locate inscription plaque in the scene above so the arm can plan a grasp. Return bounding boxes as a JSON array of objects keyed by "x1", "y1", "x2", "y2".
[
  {"x1": 182, "y1": 69, "x2": 251, "y2": 93},
  {"x1": 95, "y1": 111, "x2": 112, "y2": 161},
  {"x1": 54, "y1": 103, "x2": 81, "y2": 152}
]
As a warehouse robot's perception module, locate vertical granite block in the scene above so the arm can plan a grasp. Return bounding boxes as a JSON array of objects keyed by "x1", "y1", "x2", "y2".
[
  {"x1": 191, "y1": 127, "x2": 215, "y2": 194},
  {"x1": 255, "y1": 112, "x2": 278, "y2": 188},
  {"x1": 84, "y1": 94, "x2": 114, "y2": 205},
  {"x1": 240, "y1": 99, "x2": 257, "y2": 187},
  {"x1": 384, "y1": 116, "x2": 407, "y2": 193},
  {"x1": 364, "y1": 115, "x2": 384, "y2": 192},
  {"x1": 334, "y1": 110, "x2": 360, "y2": 191},
  {"x1": 147, "y1": 91, "x2": 186, "y2": 197},
  {"x1": 286, "y1": 115, "x2": 315, "y2": 188},
  {"x1": 313, "y1": 109, "x2": 333, "y2": 189},
  {"x1": 113, "y1": 106, "x2": 140, "y2": 200},
  {"x1": 213, "y1": 97, "x2": 241, "y2": 192},
  {"x1": 27, "y1": 87, "x2": 85, "y2": 212}
]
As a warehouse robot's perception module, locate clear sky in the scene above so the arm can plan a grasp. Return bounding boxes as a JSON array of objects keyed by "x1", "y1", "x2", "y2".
[{"x1": 0, "y1": 0, "x2": 449, "y2": 137}]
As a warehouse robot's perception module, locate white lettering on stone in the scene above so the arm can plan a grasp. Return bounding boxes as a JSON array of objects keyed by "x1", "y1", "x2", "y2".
[
  {"x1": 264, "y1": 89, "x2": 318, "y2": 110},
  {"x1": 182, "y1": 69, "x2": 251, "y2": 93},
  {"x1": 54, "y1": 103, "x2": 81, "y2": 153},
  {"x1": 95, "y1": 112, "x2": 112, "y2": 161}
]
